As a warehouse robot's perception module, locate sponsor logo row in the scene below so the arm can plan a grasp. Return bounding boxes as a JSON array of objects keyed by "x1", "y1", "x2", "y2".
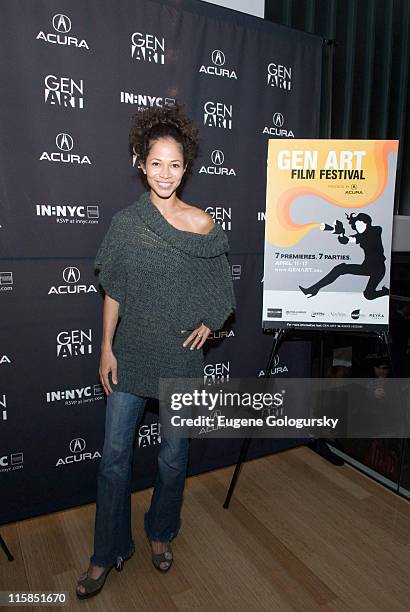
[
  {"x1": 44, "y1": 79, "x2": 294, "y2": 113},
  {"x1": 2, "y1": 355, "x2": 298, "y2": 446},
  {"x1": 0, "y1": 423, "x2": 161, "y2": 473},
  {"x1": 1, "y1": 261, "x2": 239, "y2": 298},
  {"x1": 1, "y1": 264, "x2": 240, "y2": 297},
  {"x1": 37, "y1": 15, "x2": 293, "y2": 90},
  {"x1": 0, "y1": 324, "x2": 234, "y2": 370},
  {"x1": 266, "y1": 308, "x2": 386, "y2": 321},
  {"x1": 0, "y1": 360, "x2": 232, "y2": 428},
  {"x1": 37, "y1": 114, "x2": 293, "y2": 167}
]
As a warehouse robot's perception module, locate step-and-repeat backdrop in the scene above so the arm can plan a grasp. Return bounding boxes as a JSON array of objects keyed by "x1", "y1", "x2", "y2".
[{"x1": 0, "y1": 0, "x2": 322, "y2": 523}]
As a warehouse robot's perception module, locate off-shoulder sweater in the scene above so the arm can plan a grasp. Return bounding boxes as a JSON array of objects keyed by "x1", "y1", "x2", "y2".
[{"x1": 94, "y1": 191, "x2": 236, "y2": 399}]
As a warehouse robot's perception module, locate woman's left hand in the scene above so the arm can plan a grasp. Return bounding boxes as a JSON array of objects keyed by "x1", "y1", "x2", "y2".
[{"x1": 182, "y1": 323, "x2": 211, "y2": 350}]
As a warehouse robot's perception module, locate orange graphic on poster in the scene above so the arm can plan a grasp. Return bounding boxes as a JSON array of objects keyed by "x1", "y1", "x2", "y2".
[{"x1": 265, "y1": 140, "x2": 398, "y2": 247}]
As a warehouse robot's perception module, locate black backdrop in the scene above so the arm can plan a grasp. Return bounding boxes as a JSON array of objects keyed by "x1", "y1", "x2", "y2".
[{"x1": 0, "y1": 0, "x2": 322, "y2": 524}]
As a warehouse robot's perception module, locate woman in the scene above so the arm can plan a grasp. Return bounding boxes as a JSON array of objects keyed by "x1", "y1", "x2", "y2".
[{"x1": 76, "y1": 104, "x2": 236, "y2": 598}]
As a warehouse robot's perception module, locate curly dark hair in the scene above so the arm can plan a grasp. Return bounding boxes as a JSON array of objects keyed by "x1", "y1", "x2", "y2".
[
  {"x1": 346, "y1": 212, "x2": 372, "y2": 229},
  {"x1": 129, "y1": 103, "x2": 200, "y2": 170}
]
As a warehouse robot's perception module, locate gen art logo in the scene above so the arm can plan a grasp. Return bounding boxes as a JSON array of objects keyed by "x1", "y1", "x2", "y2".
[
  {"x1": 137, "y1": 423, "x2": 161, "y2": 448},
  {"x1": 267, "y1": 62, "x2": 292, "y2": 90},
  {"x1": 40, "y1": 133, "x2": 91, "y2": 165},
  {"x1": 203, "y1": 361, "x2": 230, "y2": 385},
  {"x1": 199, "y1": 49, "x2": 237, "y2": 79},
  {"x1": 44, "y1": 74, "x2": 84, "y2": 109},
  {"x1": 131, "y1": 32, "x2": 165, "y2": 63},
  {"x1": 203, "y1": 101, "x2": 233, "y2": 129},
  {"x1": 36, "y1": 14, "x2": 89, "y2": 49},
  {"x1": 57, "y1": 328, "x2": 93, "y2": 357},
  {"x1": 262, "y1": 113, "x2": 294, "y2": 137},
  {"x1": 205, "y1": 206, "x2": 232, "y2": 231},
  {"x1": 199, "y1": 150, "x2": 236, "y2": 176}
]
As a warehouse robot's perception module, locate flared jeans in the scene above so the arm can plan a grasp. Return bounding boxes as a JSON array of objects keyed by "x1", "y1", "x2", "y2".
[{"x1": 90, "y1": 390, "x2": 190, "y2": 568}]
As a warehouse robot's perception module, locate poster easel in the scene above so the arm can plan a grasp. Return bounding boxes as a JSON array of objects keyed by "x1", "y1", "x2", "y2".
[{"x1": 223, "y1": 326, "x2": 394, "y2": 509}]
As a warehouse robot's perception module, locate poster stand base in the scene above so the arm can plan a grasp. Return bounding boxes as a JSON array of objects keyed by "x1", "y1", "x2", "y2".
[{"x1": 223, "y1": 328, "x2": 392, "y2": 509}]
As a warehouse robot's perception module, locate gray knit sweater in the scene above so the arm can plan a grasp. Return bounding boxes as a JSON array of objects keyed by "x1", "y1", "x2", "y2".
[{"x1": 94, "y1": 191, "x2": 236, "y2": 399}]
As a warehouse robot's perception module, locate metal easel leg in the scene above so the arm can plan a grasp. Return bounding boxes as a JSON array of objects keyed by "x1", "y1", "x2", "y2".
[{"x1": 223, "y1": 329, "x2": 287, "y2": 509}]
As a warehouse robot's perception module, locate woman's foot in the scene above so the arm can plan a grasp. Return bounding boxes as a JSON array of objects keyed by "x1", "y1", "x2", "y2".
[
  {"x1": 150, "y1": 540, "x2": 173, "y2": 571},
  {"x1": 76, "y1": 564, "x2": 109, "y2": 598}
]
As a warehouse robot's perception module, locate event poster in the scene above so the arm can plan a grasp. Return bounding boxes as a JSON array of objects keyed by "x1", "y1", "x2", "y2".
[{"x1": 262, "y1": 140, "x2": 399, "y2": 331}]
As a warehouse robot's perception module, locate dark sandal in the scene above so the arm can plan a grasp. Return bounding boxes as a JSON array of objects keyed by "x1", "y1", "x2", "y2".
[
  {"x1": 76, "y1": 562, "x2": 120, "y2": 599},
  {"x1": 150, "y1": 541, "x2": 173, "y2": 573}
]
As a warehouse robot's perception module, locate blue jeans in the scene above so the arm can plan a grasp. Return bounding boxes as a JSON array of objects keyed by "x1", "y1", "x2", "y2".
[{"x1": 90, "y1": 391, "x2": 190, "y2": 567}]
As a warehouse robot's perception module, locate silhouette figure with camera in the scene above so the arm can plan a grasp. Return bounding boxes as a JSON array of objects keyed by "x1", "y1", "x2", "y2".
[{"x1": 299, "y1": 213, "x2": 389, "y2": 300}]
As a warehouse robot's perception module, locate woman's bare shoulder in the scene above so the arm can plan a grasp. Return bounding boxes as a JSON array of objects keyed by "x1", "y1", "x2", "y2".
[{"x1": 179, "y1": 201, "x2": 215, "y2": 235}]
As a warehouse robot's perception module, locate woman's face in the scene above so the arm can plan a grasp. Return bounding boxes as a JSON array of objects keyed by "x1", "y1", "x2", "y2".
[{"x1": 140, "y1": 137, "x2": 186, "y2": 199}]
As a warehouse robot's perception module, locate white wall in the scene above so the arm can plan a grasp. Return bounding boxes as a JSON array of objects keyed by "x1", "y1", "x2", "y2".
[{"x1": 199, "y1": 0, "x2": 264, "y2": 18}]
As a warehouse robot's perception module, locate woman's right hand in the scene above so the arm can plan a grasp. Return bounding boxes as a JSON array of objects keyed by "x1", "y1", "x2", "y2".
[{"x1": 99, "y1": 348, "x2": 118, "y2": 395}]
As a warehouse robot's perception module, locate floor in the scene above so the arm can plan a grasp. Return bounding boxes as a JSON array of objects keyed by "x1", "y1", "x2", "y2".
[{"x1": 1, "y1": 445, "x2": 409, "y2": 611}]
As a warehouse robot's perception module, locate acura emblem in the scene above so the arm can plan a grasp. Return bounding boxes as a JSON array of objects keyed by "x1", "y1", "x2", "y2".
[
  {"x1": 211, "y1": 49, "x2": 225, "y2": 66},
  {"x1": 56, "y1": 133, "x2": 74, "y2": 152},
  {"x1": 211, "y1": 150, "x2": 224, "y2": 166},
  {"x1": 63, "y1": 267, "x2": 80, "y2": 283},
  {"x1": 70, "y1": 438, "x2": 86, "y2": 453},
  {"x1": 272, "y1": 113, "x2": 284, "y2": 127},
  {"x1": 52, "y1": 14, "x2": 72, "y2": 34}
]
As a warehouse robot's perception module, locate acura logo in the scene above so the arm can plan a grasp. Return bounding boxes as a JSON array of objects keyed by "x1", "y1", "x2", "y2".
[
  {"x1": 272, "y1": 113, "x2": 284, "y2": 127},
  {"x1": 63, "y1": 267, "x2": 80, "y2": 283},
  {"x1": 52, "y1": 14, "x2": 72, "y2": 34},
  {"x1": 70, "y1": 438, "x2": 86, "y2": 453},
  {"x1": 56, "y1": 133, "x2": 74, "y2": 152},
  {"x1": 211, "y1": 150, "x2": 224, "y2": 166},
  {"x1": 212, "y1": 50, "x2": 225, "y2": 66}
]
